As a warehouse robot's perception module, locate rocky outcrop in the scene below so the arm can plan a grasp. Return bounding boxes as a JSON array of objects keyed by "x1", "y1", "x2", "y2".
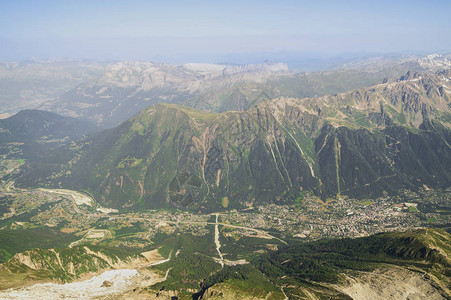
[
  {"x1": 417, "y1": 54, "x2": 451, "y2": 72},
  {"x1": 201, "y1": 283, "x2": 279, "y2": 300},
  {"x1": 1, "y1": 245, "x2": 131, "y2": 282},
  {"x1": 336, "y1": 266, "x2": 449, "y2": 300}
]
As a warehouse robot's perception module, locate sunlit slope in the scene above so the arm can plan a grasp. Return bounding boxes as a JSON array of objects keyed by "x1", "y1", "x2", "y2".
[{"x1": 16, "y1": 70, "x2": 451, "y2": 210}]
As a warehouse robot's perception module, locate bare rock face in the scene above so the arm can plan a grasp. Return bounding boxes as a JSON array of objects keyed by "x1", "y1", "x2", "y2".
[
  {"x1": 101, "y1": 280, "x2": 113, "y2": 288},
  {"x1": 417, "y1": 54, "x2": 451, "y2": 72},
  {"x1": 1, "y1": 246, "x2": 125, "y2": 282},
  {"x1": 0, "y1": 269, "x2": 139, "y2": 299},
  {"x1": 200, "y1": 282, "x2": 276, "y2": 300},
  {"x1": 336, "y1": 266, "x2": 448, "y2": 300}
]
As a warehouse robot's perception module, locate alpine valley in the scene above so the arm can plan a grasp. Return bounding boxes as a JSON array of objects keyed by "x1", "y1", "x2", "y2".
[{"x1": 0, "y1": 54, "x2": 450, "y2": 299}]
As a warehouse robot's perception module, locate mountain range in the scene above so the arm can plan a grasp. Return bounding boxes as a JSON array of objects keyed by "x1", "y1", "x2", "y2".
[
  {"x1": 14, "y1": 68, "x2": 451, "y2": 211},
  {"x1": 35, "y1": 54, "x2": 450, "y2": 128},
  {"x1": 0, "y1": 54, "x2": 450, "y2": 299}
]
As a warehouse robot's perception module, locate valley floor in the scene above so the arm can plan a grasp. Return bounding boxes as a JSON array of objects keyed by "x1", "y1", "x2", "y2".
[{"x1": 0, "y1": 166, "x2": 449, "y2": 299}]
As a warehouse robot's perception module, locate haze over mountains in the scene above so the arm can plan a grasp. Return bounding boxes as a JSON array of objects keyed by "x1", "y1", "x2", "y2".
[
  {"x1": 1, "y1": 52, "x2": 450, "y2": 299},
  {"x1": 2, "y1": 53, "x2": 450, "y2": 127},
  {"x1": 38, "y1": 54, "x2": 451, "y2": 129},
  {"x1": 1, "y1": 0, "x2": 451, "y2": 298},
  {"x1": 0, "y1": 60, "x2": 104, "y2": 117},
  {"x1": 39, "y1": 60, "x2": 290, "y2": 128}
]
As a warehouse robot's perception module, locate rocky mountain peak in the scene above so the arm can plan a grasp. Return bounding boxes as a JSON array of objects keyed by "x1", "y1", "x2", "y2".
[{"x1": 417, "y1": 53, "x2": 451, "y2": 71}]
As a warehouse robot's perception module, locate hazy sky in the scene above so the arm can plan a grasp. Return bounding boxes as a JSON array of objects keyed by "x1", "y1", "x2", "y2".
[{"x1": 1, "y1": 0, "x2": 450, "y2": 62}]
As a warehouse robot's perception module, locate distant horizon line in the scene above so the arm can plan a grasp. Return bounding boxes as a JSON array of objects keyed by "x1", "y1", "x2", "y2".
[{"x1": 1, "y1": 50, "x2": 450, "y2": 64}]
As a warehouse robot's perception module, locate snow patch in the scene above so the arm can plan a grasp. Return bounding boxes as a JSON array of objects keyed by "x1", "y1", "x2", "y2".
[{"x1": 417, "y1": 54, "x2": 451, "y2": 71}]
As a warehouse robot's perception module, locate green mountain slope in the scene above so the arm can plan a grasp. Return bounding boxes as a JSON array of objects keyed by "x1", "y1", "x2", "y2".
[
  {"x1": 146, "y1": 228, "x2": 451, "y2": 299},
  {"x1": 0, "y1": 224, "x2": 449, "y2": 299},
  {"x1": 254, "y1": 228, "x2": 451, "y2": 299},
  {"x1": 0, "y1": 110, "x2": 97, "y2": 159},
  {"x1": 15, "y1": 70, "x2": 451, "y2": 211}
]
